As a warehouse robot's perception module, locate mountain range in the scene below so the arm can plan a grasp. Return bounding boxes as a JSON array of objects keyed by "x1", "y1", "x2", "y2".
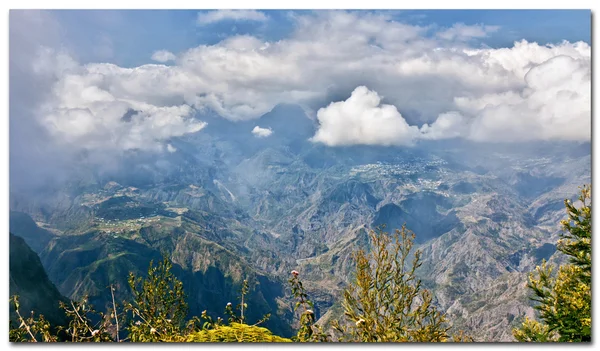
[{"x1": 9, "y1": 104, "x2": 591, "y2": 341}]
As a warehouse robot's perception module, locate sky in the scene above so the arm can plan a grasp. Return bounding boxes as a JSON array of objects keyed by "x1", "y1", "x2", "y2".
[
  {"x1": 8, "y1": 9, "x2": 592, "y2": 188},
  {"x1": 46, "y1": 10, "x2": 591, "y2": 68}
]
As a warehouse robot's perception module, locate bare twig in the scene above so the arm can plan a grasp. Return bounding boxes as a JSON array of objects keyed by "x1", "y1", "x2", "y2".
[
  {"x1": 14, "y1": 308, "x2": 37, "y2": 342},
  {"x1": 110, "y1": 285, "x2": 120, "y2": 342},
  {"x1": 241, "y1": 292, "x2": 245, "y2": 322},
  {"x1": 71, "y1": 301, "x2": 95, "y2": 334},
  {"x1": 130, "y1": 307, "x2": 162, "y2": 336}
]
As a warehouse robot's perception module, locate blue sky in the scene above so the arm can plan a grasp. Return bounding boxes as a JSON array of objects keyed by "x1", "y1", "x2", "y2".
[
  {"x1": 49, "y1": 9, "x2": 591, "y2": 67},
  {"x1": 8, "y1": 9, "x2": 591, "y2": 167},
  {"x1": 393, "y1": 10, "x2": 591, "y2": 47}
]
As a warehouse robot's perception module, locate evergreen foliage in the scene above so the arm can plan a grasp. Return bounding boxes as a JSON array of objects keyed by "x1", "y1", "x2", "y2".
[{"x1": 513, "y1": 185, "x2": 591, "y2": 342}]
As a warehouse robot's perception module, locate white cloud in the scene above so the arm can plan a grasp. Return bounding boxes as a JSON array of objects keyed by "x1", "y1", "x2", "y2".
[
  {"x1": 26, "y1": 11, "x2": 590, "y2": 150},
  {"x1": 36, "y1": 49, "x2": 207, "y2": 152},
  {"x1": 151, "y1": 50, "x2": 176, "y2": 63},
  {"x1": 166, "y1": 144, "x2": 177, "y2": 153},
  {"x1": 437, "y1": 23, "x2": 500, "y2": 41},
  {"x1": 464, "y1": 55, "x2": 591, "y2": 142},
  {"x1": 420, "y1": 112, "x2": 469, "y2": 140},
  {"x1": 252, "y1": 126, "x2": 273, "y2": 138},
  {"x1": 420, "y1": 52, "x2": 590, "y2": 143},
  {"x1": 311, "y1": 86, "x2": 420, "y2": 146},
  {"x1": 197, "y1": 10, "x2": 268, "y2": 25},
  {"x1": 314, "y1": 63, "x2": 590, "y2": 145}
]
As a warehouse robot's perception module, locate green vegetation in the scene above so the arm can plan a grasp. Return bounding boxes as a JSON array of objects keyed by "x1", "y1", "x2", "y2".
[
  {"x1": 332, "y1": 226, "x2": 469, "y2": 342},
  {"x1": 10, "y1": 226, "x2": 469, "y2": 343},
  {"x1": 9, "y1": 256, "x2": 276, "y2": 342},
  {"x1": 512, "y1": 185, "x2": 591, "y2": 342},
  {"x1": 9, "y1": 234, "x2": 67, "y2": 330},
  {"x1": 125, "y1": 256, "x2": 188, "y2": 342},
  {"x1": 186, "y1": 323, "x2": 292, "y2": 342},
  {"x1": 9, "y1": 296, "x2": 59, "y2": 342},
  {"x1": 9, "y1": 185, "x2": 591, "y2": 342}
]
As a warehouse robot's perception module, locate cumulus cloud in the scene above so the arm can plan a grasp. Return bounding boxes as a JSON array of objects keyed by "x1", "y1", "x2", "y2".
[
  {"x1": 151, "y1": 50, "x2": 176, "y2": 62},
  {"x1": 314, "y1": 67, "x2": 590, "y2": 145},
  {"x1": 463, "y1": 54, "x2": 591, "y2": 142},
  {"x1": 35, "y1": 49, "x2": 207, "y2": 151},
  {"x1": 20, "y1": 10, "x2": 591, "y2": 152},
  {"x1": 420, "y1": 112, "x2": 470, "y2": 140},
  {"x1": 252, "y1": 126, "x2": 273, "y2": 138},
  {"x1": 197, "y1": 10, "x2": 268, "y2": 25},
  {"x1": 311, "y1": 86, "x2": 420, "y2": 146}
]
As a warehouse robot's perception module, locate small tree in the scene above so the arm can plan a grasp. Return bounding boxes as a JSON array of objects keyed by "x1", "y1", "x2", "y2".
[
  {"x1": 289, "y1": 271, "x2": 329, "y2": 342},
  {"x1": 334, "y1": 226, "x2": 465, "y2": 342},
  {"x1": 513, "y1": 185, "x2": 591, "y2": 342},
  {"x1": 225, "y1": 280, "x2": 252, "y2": 324},
  {"x1": 124, "y1": 256, "x2": 188, "y2": 342}
]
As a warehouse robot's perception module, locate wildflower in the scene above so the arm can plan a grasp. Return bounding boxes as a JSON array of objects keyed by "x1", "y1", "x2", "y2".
[
  {"x1": 91, "y1": 330, "x2": 99, "y2": 336},
  {"x1": 227, "y1": 302, "x2": 232, "y2": 307},
  {"x1": 291, "y1": 270, "x2": 299, "y2": 276},
  {"x1": 135, "y1": 320, "x2": 142, "y2": 326},
  {"x1": 305, "y1": 309, "x2": 314, "y2": 315},
  {"x1": 150, "y1": 327, "x2": 157, "y2": 334}
]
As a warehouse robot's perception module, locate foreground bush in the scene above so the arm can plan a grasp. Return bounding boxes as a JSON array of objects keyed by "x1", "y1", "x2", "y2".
[
  {"x1": 186, "y1": 323, "x2": 291, "y2": 342},
  {"x1": 332, "y1": 226, "x2": 470, "y2": 342},
  {"x1": 513, "y1": 185, "x2": 591, "y2": 342}
]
